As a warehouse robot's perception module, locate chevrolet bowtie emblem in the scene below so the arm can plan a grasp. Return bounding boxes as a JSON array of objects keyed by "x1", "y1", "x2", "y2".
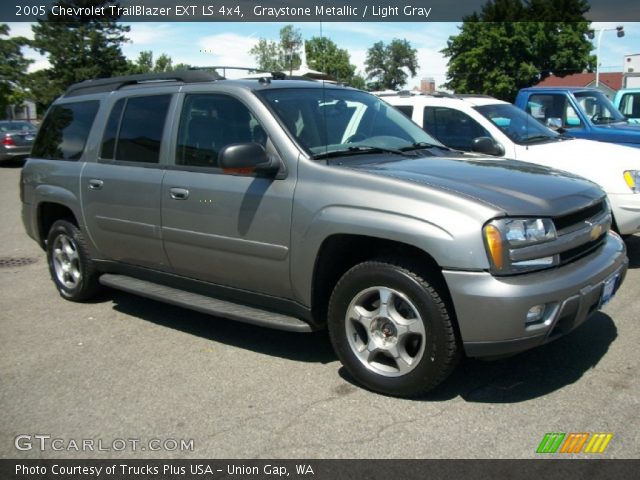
[{"x1": 587, "y1": 221, "x2": 603, "y2": 241}]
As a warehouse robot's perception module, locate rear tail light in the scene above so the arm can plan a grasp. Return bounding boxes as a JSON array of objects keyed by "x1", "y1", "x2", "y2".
[{"x1": 2, "y1": 135, "x2": 15, "y2": 146}]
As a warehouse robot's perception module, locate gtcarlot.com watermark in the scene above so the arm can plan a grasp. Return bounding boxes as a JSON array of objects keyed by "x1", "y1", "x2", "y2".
[{"x1": 15, "y1": 434, "x2": 195, "y2": 452}]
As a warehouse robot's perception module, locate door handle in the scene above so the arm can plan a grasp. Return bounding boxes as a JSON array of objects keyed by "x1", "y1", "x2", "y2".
[
  {"x1": 88, "y1": 179, "x2": 104, "y2": 190},
  {"x1": 170, "y1": 187, "x2": 190, "y2": 200}
]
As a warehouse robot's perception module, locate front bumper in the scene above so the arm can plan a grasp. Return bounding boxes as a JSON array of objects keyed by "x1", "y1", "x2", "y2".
[
  {"x1": 443, "y1": 232, "x2": 628, "y2": 357},
  {"x1": 608, "y1": 192, "x2": 640, "y2": 235}
]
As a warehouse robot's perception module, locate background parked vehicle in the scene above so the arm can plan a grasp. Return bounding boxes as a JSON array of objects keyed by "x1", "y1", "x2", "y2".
[
  {"x1": 382, "y1": 93, "x2": 640, "y2": 235},
  {"x1": 614, "y1": 89, "x2": 640, "y2": 124},
  {"x1": 0, "y1": 120, "x2": 37, "y2": 163},
  {"x1": 515, "y1": 87, "x2": 640, "y2": 148}
]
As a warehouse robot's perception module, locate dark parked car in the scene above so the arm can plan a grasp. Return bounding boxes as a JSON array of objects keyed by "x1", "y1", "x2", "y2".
[{"x1": 0, "y1": 121, "x2": 38, "y2": 163}]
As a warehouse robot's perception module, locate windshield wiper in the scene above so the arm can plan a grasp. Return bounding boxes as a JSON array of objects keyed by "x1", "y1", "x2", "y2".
[
  {"x1": 399, "y1": 141, "x2": 449, "y2": 152},
  {"x1": 522, "y1": 135, "x2": 554, "y2": 144},
  {"x1": 312, "y1": 145, "x2": 412, "y2": 160}
]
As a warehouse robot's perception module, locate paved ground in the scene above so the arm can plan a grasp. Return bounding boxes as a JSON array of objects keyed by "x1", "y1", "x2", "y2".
[{"x1": 1, "y1": 161, "x2": 638, "y2": 459}]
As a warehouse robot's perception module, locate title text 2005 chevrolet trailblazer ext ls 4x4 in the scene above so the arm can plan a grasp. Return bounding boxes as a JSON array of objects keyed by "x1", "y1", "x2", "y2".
[{"x1": 21, "y1": 72, "x2": 628, "y2": 397}]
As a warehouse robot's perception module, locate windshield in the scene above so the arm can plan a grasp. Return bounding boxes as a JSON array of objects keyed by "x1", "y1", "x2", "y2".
[
  {"x1": 573, "y1": 91, "x2": 626, "y2": 125},
  {"x1": 258, "y1": 87, "x2": 443, "y2": 158},
  {"x1": 475, "y1": 103, "x2": 559, "y2": 144}
]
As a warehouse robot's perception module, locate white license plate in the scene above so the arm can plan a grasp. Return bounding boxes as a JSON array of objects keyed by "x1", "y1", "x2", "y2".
[{"x1": 600, "y1": 273, "x2": 619, "y2": 306}]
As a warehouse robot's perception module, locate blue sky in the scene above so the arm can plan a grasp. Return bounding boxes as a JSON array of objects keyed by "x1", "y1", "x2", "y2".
[{"x1": 7, "y1": 21, "x2": 640, "y2": 89}]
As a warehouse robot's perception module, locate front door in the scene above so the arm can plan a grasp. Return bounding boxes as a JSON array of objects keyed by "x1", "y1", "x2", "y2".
[{"x1": 161, "y1": 93, "x2": 295, "y2": 298}]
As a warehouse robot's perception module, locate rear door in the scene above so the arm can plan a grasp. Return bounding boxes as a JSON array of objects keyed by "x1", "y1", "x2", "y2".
[
  {"x1": 160, "y1": 92, "x2": 295, "y2": 298},
  {"x1": 81, "y1": 94, "x2": 173, "y2": 269}
]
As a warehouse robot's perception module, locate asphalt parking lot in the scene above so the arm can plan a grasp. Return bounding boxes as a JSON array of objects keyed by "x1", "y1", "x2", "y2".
[{"x1": 1, "y1": 161, "x2": 638, "y2": 459}]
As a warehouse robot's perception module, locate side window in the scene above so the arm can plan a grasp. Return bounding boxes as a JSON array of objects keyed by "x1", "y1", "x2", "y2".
[
  {"x1": 31, "y1": 101, "x2": 99, "y2": 160},
  {"x1": 99, "y1": 95, "x2": 171, "y2": 164},
  {"x1": 394, "y1": 105, "x2": 414, "y2": 119},
  {"x1": 176, "y1": 94, "x2": 267, "y2": 168},
  {"x1": 528, "y1": 94, "x2": 582, "y2": 128},
  {"x1": 422, "y1": 107, "x2": 490, "y2": 151},
  {"x1": 619, "y1": 93, "x2": 640, "y2": 120}
]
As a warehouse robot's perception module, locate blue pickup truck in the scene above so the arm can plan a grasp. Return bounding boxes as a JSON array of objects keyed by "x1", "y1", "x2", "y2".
[{"x1": 515, "y1": 87, "x2": 640, "y2": 148}]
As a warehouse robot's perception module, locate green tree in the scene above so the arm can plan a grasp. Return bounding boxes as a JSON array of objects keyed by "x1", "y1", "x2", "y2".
[
  {"x1": 305, "y1": 37, "x2": 355, "y2": 83},
  {"x1": 0, "y1": 24, "x2": 33, "y2": 118},
  {"x1": 30, "y1": 0, "x2": 130, "y2": 108},
  {"x1": 348, "y1": 74, "x2": 367, "y2": 90},
  {"x1": 250, "y1": 25, "x2": 303, "y2": 73},
  {"x1": 365, "y1": 39, "x2": 418, "y2": 90},
  {"x1": 126, "y1": 51, "x2": 190, "y2": 75},
  {"x1": 442, "y1": 0, "x2": 594, "y2": 101},
  {"x1": 128, "y1": 50, "x2": 153, "y2": 74}
]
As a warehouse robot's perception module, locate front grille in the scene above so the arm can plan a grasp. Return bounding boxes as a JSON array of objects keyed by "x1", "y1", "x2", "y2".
[
  {"x1": 553, "y1": 198, "x2": 610, "y2": 267},
  {"x1": 559, "y1": 234, "x2": 607, "y2": 265},
  {"x1": 554, "y1": 199, "x2": 606, "y2": 233}
]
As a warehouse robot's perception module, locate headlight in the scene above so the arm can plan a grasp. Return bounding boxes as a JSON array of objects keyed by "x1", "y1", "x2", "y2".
[
  {"x1": 623, "y1": 170, "x2": 640, "y2": 193},
  {"x1": 483, "y1": 218, "x2": 557, "y2": 274}
]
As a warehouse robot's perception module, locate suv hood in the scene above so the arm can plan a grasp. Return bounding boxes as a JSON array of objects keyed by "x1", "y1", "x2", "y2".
[{"x1": 343, "y1": 154, "x2": 604, "y2": 217}]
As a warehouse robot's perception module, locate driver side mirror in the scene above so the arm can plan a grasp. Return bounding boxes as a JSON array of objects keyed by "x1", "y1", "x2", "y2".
[
  {"x1": 545, "y1": 117, "x2": 563, "y2": 130},
  {"x1": 218, "y1": 143, "x2": 280, "y2": 175},
  {"x1": 471, "y1": 137, "x2": 505, "y2": 157}
]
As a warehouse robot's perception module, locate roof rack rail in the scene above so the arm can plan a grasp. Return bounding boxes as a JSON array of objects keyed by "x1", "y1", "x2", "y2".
[{"x1": 64, "y1": 70, "x2": 222, "y2": 97}]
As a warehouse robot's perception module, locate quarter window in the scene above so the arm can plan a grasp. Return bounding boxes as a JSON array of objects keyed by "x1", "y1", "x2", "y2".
[{"x1": 31, "y1": 101, "x2": 99, "y2": 160}]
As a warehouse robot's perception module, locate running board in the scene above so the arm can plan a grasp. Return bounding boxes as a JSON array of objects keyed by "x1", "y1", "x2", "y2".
[{"x1": 99, "y1": 273, "x2": 313, "y2": 332}]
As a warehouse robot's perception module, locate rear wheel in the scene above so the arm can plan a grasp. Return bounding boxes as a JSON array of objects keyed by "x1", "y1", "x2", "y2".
[
  {"x1": 328, "y1": 260, "x2": 459, "y2": 397},
  {"x1": 46, "y1": 219, "x2": 100, "y2": 302}
]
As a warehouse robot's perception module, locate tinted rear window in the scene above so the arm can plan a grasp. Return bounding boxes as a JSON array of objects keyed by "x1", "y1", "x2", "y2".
[
  {"x1": 31, "y1": 101, "x2": 99, "y2": 160},
  {"x1": 114, "y1": 95, "x2": 171, "y2": 163}
]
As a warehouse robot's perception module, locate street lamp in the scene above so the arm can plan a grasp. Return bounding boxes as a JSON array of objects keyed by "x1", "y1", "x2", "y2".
[{"x1": 588, "y1": 26, "x2": 624, "y2": 88}]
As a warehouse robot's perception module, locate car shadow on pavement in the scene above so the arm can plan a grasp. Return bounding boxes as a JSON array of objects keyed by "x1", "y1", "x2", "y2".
[
  {"x1": 427, "y1": 312, "x2": 617, "y2": 402},
  {"x1": 108, "y1": 289, "x2": 337, "y2": 364},
  {"x1": 337, "y1": 312, "x2": 618, "y2": 402},
  {"x1": 625, "y1": 234, "x2": 640, "y2": 269},
  {"x1": 0, "y1": 158, "x2": 26, "y2": 168}
]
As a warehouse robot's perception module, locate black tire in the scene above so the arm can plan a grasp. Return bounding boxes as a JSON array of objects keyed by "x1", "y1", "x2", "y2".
[
  {"x1": 328, "y1": 259, "x2": 459, "y2": 397},
  {"x1": 46, "y1": 219, "x2": 100, "y2": 302}
]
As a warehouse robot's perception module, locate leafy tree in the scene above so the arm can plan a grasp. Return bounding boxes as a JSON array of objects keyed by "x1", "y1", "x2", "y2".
[
  {"x1": 153, "y1": 53, "x2": 173, "y2": 73},
  {"x1": 442, "y1": 0, "x2": 594, "y2": 101},
  {"x1": 0, "y1": 24, "x2": 33, "y2": 118},
  {"x1": 279, "y1": 25, "x2": 303, "y2": 73},
  {"x1": 305, "y1": 37, "x2": 355, "y2": 83},
  {"x1": 250, "y1": 25, "x2": 303, "y2": 73},
  {"x1": 30, "y1": 0, "x2": 130, "y2": 108},
  {"x1": 365, "y1": 39, "x2": 418, "y2": 90},
  {"x1": 348, "y1": 74, "x2": 367, "y2": 90},
  {"x1": 126, "y1": 51, "x2": 191, "y2": 75}
]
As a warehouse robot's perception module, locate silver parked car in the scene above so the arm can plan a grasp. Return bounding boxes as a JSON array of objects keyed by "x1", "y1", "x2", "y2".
[
  {"x1": 20, "y1": 72, "x2": 628, "y2": 397},
  {"x1": 0, "y1": 121, "x2": 37, "y2": 162}
]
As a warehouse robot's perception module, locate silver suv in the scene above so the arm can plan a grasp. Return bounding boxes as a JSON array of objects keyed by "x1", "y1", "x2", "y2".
[{"x1": 21, "y1": 71, "x2": 628, "y2": 397}]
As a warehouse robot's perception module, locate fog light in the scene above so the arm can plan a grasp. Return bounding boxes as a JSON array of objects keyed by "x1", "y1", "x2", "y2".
[{"x1": 526, "y1": 304, "x2": 546, "y2": 324}]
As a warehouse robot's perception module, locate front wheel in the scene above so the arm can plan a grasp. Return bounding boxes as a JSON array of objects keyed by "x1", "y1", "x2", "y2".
[
  {"x1": 328, "y1": 260, "x2": 459, "y2": 397},
  {"x1": 46, "y1": 219, "x2": 100, "y2": 302}
]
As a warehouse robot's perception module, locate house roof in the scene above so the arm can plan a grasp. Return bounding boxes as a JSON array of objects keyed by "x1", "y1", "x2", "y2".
[{"x1": 535, "y1": 72, "x2": 623, "y2": 91}]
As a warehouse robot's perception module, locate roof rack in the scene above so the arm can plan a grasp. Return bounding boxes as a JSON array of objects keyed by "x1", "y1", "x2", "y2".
[{"x1": 64, "y1": 70, "x2": 222, "y2": 97}]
